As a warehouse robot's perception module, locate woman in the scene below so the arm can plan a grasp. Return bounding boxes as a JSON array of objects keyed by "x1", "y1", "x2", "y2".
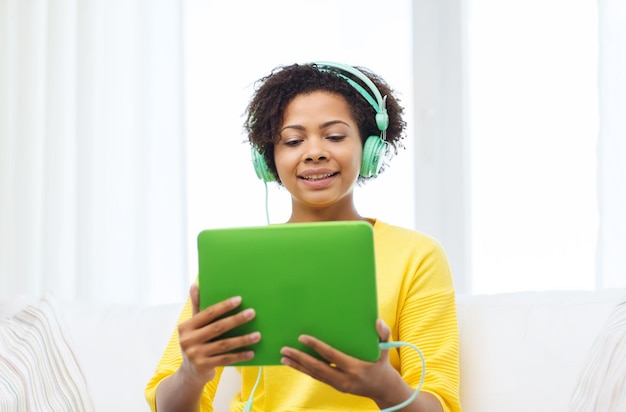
[{"x1": 145, "y1": 62, "x2": 461, "y2": 412}]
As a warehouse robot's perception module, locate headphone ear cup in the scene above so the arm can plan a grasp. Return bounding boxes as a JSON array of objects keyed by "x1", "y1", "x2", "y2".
[
  {"x1": 252, "y1": 148, "x2": 276, "y2": 182},
  {"x1": 360, "y1": 135, "x2": 388, "y2": 178}
]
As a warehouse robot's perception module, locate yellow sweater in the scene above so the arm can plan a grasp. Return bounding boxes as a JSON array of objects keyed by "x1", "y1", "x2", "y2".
[{"x1": 145, "y1": 219, "x2": 461, "y2": 411}]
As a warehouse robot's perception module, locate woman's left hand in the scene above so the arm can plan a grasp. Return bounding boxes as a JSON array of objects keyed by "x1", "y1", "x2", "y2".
[{"x1": 279, "y1": 318, "x2": 398, "y2": 401}]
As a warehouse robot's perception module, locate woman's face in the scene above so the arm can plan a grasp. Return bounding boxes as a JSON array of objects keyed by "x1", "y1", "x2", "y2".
[{"x1": 274, "y1": 91, "x2": 362, "y2": 214}]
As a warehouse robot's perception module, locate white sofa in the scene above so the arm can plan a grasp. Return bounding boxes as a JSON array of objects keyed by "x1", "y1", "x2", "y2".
[{"x1": 1, "y1": 287, "x2": 625, "y2": 412}]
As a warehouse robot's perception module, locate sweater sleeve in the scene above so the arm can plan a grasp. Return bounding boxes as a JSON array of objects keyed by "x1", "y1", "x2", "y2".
[
  {"x1": 397, "y1": 237, "x2": 461, "y2": 412},
  {"x1": 144, "y1": 297, "x2": 223, "y2": 412}
]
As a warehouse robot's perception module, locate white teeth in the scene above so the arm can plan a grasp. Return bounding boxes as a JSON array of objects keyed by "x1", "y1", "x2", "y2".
[{"x1": 302, "y1": 173, "x2": 334, "y2": 181}]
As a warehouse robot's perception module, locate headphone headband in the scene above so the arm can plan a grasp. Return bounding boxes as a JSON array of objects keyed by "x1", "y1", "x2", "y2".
[{"x1": 312, "y1": 61, "x2": 389, "y2": 133}]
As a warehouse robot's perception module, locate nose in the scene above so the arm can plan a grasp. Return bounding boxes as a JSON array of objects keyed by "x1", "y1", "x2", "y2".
[{"x1": 303, "y1": 140, "x2": 329, "y2": 162}]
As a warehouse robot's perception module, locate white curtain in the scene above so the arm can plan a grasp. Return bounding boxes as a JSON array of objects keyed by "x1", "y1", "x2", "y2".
[
  {"x1": 597, "y1": 0, "x2": 626, "y2": 289},
  {"x1": 0, "y1": 0, "x2": 188, "y2": 305}
]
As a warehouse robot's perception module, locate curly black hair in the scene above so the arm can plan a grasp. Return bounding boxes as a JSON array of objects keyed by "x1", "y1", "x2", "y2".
[{"x1": 243, "y1": 63, "x2": 406, "y2": 183}]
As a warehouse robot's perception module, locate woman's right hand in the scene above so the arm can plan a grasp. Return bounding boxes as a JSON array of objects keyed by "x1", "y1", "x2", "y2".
[{"x1": 177, "y1": 284, "x2": 261, "y2": 386}]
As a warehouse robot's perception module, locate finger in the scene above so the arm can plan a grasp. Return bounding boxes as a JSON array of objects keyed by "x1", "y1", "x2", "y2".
[
  {"x1": 280, "y1": 346, "x2": 342, "y2": 385},
  {"x1": 193, "y1": 295, "x2": 243, "y2": 325},
  {"x1": 183, "y1": 295, "x2": 245, "y2": 342},
  {"x1": 296, "y1": 335, "x2": 351, "y2": 369},
  {"x1": 203, "y1": 306, "x2": 255, "y2": 342},
  {"x1": 375, "y1": 319, "x2": 392, "y2": 363},
  {"x1": 183, "y1": 332, "x2": 260, "y2": 375},
  {"x1": 180, "y1": 308, "x2": 258, "y2": 358},
  {"x1": 206, "y1": 331, "x2": 261, "y2": 364},
  {"x1": 209, "y1": 349, "x2": 256, "y2": 367}
]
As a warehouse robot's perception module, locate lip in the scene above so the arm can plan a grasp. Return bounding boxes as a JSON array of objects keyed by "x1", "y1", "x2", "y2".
[{"x1": 298, "y1": 169, "x2": 338, "y2": 188}]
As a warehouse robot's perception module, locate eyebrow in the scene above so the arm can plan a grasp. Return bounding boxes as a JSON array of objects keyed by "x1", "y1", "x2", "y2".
[{"x1": 280, "y1": 120, "x2": 351, "y2": 134}]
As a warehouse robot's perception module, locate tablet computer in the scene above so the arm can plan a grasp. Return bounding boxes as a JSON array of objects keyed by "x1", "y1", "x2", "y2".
[{"x1": 197, "y1": 220, "x2": 380, "y2": 366}]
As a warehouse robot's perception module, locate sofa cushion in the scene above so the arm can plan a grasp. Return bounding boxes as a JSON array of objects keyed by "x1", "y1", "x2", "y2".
[
  {"x1": 569, "y1": 295, "x2": 626, "y2": 411},
  {"x1": 0, "y1": 297, "x2": 94, "y2": 411},
  {"x1": 456, "y1": 288, "x2": 626, "y2": 412},
  {"x1": 58, "y1": 300, "x2": 183, "y2": 412}
]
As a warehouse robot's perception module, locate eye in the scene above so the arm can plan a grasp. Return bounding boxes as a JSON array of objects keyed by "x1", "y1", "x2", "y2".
[
  {"x1": 282, "y1": 138, "x2": 303, "y2": 147},
  {"x1": 327, "y1": 135, "x2": 346, "y2": 142}
]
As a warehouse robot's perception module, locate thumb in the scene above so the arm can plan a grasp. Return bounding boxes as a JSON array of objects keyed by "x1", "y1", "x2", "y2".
[
  {"x1": 377, "y1": 318, "x2": 391, "y2": 343},
  {"x1": 190, "y1": 283, "x2": 200, "y2": 316}
]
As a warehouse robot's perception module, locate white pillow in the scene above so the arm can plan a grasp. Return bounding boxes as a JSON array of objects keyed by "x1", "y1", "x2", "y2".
[
  {"x1": 0, "y1": 297, "x2": 94, "y2": 411},
  {"x1": 569, "y1": 296, "x2": 626, "y2": 412}
]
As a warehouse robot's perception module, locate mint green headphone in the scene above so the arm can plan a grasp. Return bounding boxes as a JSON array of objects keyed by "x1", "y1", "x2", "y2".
[{"x1": 251, "y1": 61, "x2": 389, "y2": 182}]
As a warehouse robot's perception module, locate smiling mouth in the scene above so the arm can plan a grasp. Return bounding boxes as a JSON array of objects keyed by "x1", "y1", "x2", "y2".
[{"x1": 300, "y1": 172, "x2": 338, "y2": 181}]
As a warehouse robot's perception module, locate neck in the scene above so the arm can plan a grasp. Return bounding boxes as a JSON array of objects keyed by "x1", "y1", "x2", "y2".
[{"x1": 287, "y1": 199, "x2": 364, "y2": 224}]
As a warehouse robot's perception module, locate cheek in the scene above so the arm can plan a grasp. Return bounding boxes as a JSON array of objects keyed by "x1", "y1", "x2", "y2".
[
  {"x1": 273, "y1": 150, "x2": 294, "y2": 178},
  {"x1": 351, "y1": 147, "x2": 364, "y2": 170}
]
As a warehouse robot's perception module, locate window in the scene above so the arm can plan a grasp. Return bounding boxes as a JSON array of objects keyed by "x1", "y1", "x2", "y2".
[{"x1": 468, "y1": 0, "x2": 599, "y2": 293}]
